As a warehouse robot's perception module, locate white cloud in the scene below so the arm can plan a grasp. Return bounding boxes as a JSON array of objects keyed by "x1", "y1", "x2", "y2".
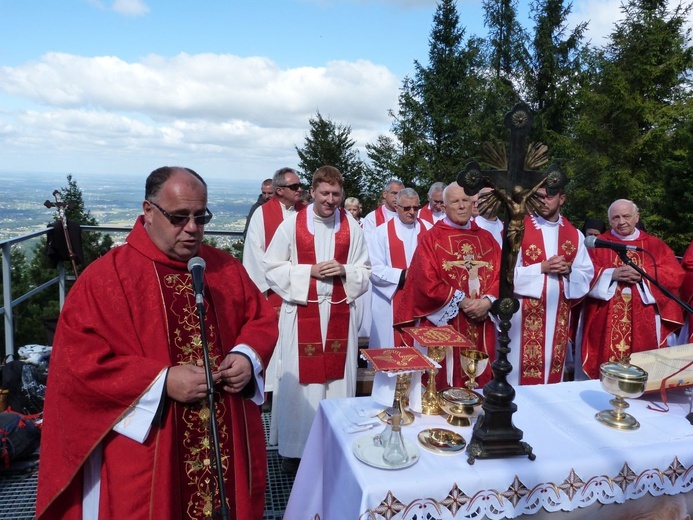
[
  {"x1": 570, "y1": 0, "x2": 624, "y2": 45},
  {"x1": 0, "y1": 52, "x2": 399, "y2": 178},
  {"x1": 111, "y1": 0, "x2": 150, "y2": 16}
]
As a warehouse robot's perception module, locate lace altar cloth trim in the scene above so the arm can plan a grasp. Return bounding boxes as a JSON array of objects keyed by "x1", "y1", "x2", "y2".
[{"x1": 344, "y1": 457, "x2": 693, "y2": 520}]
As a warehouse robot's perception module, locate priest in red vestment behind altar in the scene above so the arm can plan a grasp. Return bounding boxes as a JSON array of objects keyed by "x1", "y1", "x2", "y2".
[
  {"x1": 576, "y1": 199, "x2": 684, "y2": 380},
  {"x1": 36, "y1": 167, "x2": 278, "y2": 520},
  {"x1": 677, "y1": 240, "x2": 693, "y2": 345},
  {"x1": 394, "y1": 182, "x2": 501, "y2": 390}
]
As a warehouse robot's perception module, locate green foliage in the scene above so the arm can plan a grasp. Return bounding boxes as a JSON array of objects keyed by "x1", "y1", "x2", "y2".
[
  {"x1": 2, "y1": 175, "x2": 114, "y2": 353},
  {"x1": 295, "y1": 111, "x2": 366, "y2": 201},
  {"x1": 565, "y1": 0, "x2": 693, "y2": 249}
]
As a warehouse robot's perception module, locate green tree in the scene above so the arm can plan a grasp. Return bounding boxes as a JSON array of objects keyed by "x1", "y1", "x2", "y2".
[
  {"x1": 483, "y1": 0, "x2": 530, "y2": 79},
  {"x1": 295, "y1": 111, "x2": 366, "y2": 201},
  {"x1": 566, "y1": 0, "x2": 693, "y2": 252},
  {"x1": 525, "y1": 0, "x2": 588, "y2": 153},
  {"x1": 9, "y1": 175, "x2": 114, "y2": 351},
  {"x1": 389, "y1": 0, "x2": 488, "y2": 191}
]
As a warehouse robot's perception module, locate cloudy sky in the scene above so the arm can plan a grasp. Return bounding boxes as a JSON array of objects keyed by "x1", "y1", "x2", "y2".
[{"x1": 0, "y1": 0, "x2": 627, "y2": 181}]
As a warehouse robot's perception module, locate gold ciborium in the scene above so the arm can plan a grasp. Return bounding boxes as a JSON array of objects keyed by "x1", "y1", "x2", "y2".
[
  {"x1": 438, "y1": 387, "x2": 483, "y2": 426},
  {"x1": 421, "y1": 346, "x2": 446, "y2": 415},
  {"x1": 595, "y1": 358, "x2": 648, "y2": 431},
  {"x1": 459, "y1": 349, "x2": 489, "y2": 390}
]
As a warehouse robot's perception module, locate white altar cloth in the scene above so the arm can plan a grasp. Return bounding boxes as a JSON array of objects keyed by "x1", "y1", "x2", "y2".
[{"x1": 284, "y1": 379, "x2": 693, "y2": 519}]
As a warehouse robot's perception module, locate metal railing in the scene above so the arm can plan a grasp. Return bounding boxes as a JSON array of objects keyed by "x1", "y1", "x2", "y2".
[{"x1": 0, "y1": 225, "x2": 242, "y2": 358}]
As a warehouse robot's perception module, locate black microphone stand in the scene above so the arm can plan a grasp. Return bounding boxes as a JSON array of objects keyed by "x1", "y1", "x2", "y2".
[
  {"x1": 194, "y1": 295, "x2": 230, "y2": 520},
  {"x1": 617, "y1": 250, "x2": 693, "y2": 315}
]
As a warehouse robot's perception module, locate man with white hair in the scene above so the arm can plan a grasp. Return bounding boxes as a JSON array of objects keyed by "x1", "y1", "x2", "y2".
[
  {"x1": 418, "y1": 182, "x2": 446, "y2": 225},
  {"x1": 369, "y1": 188, "x2": 431, "y2": 348},
  {"x1": 395, "y1": 182, "x2": 500, "y2": 389},
  {"x1": 362, "y1": 179, "x2": 404, "y2": 240},
  {"x1": 577, "y1": 199, "x2": 684, "y2": 380}
]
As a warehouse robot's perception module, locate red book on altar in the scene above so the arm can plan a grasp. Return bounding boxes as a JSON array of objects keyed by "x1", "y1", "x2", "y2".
[
  {"x1": 402, "y1": 324, "x2": 475, "y2": 349},
  {"x1": 360, "y1": 347, "x2": 435, "y2": 373}
]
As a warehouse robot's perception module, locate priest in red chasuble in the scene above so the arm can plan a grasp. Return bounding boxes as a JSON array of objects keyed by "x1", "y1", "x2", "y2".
[
  {"x1": 576, "y1": 199, "x2": 684, "y2": 380},
  {"x1": 394, "y1": 182, "x2": 501, "y2": 390},
  {"x1": 507, "y1": 187, "x2": 594, "y2": 386},
  {"x1": 37, "y1": 167, "x2": 278, "y2": 520},
  {"x1": 677, "y1": 240, "x2": 693, "y2": 345}
]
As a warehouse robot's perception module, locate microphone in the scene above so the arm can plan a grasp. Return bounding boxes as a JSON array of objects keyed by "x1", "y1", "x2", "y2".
[
  {"x1": 187, "y1": 256, "x2": 206, "y2": 306},
  {"x1": 584, "y1": 235, "x2": 643, "y2": 252}
]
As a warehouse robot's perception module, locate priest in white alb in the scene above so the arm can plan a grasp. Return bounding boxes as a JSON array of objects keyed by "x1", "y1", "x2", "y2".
[
  {"x1": 508, "y1": 185, "x2": 594, "y2": 385},
  {"x1": 263, "y1": 166, "x2": 371, "y2": 468}
]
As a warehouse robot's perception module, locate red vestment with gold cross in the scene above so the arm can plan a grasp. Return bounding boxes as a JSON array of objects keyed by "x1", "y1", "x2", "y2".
[
  {"x1": 36, "y1": 217, "x2": 278, "y2": 520},
  {"x1": 580, "y1": 230, "x2": 684, "y2": 379},
  {"x1": 394, "y1": 220, "x2": 500, "y2": 388}
]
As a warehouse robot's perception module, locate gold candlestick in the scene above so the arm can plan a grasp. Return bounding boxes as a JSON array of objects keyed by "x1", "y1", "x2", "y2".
[{"x1": 421, "y1": 346, "x2": 446, "y2": 415}]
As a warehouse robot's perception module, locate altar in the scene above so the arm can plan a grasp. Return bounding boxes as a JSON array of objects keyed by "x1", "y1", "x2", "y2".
[{"x1": 283, "y1": 379, "x2": 693, "y2": 519}]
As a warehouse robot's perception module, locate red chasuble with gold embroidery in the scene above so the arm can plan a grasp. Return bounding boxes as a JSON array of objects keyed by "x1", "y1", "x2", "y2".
[
  {"x1": 518, "y1": 215, "x2": 579, "y2": 385},
  {"x1": 682, "y1": 242, "x2": 693, "y2": 344},
  {"x1": 37, "y1": 217, "x2": 278, "y2": 520},
  {"x1": 295, "y1": 208, "x2": 351, "y2": 383},
  {"x1": 394, "y1": 220, "x2": 500, "y2": 388},
  {"x1": 581, "y1": 231, "x2": 685, "y2": 379}
]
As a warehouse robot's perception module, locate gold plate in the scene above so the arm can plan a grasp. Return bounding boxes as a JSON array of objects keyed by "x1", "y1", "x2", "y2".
[{"x1": 417, "y1": 428, "x2": 466, "y2": 454}]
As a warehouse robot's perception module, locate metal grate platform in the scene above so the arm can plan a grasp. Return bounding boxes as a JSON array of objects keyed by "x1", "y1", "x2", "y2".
[{"x1": 0, "y1": 412, "x2": 294, "y2": 519}]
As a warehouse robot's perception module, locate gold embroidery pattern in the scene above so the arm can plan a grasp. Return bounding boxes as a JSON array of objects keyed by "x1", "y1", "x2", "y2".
[
  {"x1": 524, "y1": 244, "x2": 542, "y2": 262},
  {"x1": 355, "y1": 458, "x2": 693, "y2": 519},
  {"x1": 550, "y1": 299, "x2": 570, "y2": 375},
  {"x1": 561, "y1": 240, "x2": 576, "y2": 257},
  {"x1": 163, "y1": 274, "x2": 230, "y2": 519},
  {"x1": 521, "y1": 297, "x2": 544, "y2": 380},
  {"x1": 609, "y1": 287, "x2": 633, "y2": 363}
]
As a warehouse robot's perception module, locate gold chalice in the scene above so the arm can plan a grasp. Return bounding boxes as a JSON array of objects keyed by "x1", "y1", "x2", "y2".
[
  {"x1": 596, "y1": 357, "x2": 648, "y2": 430},
  {"x1": 421, "y1": 346, "x2": 446, "y2": 415},
  {"x1": 459, "y1": 349, "x2": 489, "y2": 390}
]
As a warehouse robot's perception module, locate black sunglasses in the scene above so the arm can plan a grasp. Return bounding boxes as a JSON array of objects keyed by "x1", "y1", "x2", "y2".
[
  {"x1": 277, "y1": 183, "x2": 301, "y2": 191},
  {"x1": 148, "y1": 200, "x2": 213, "y2": 226},
  {"x1": 398, "y1": 205, "x2": 421, "y2": 212}
]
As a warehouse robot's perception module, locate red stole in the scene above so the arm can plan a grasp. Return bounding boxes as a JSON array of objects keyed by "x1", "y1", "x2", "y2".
[
  {"x1": 387, "y1": 218, "x2": 427, "y2": 346},
  {"x1": 418, "y1": 205, "x2": 434, "y2": 225},
  {"x1": 375, "y1": 206, "x2": 388, "y2": 227},
  {"x1": 519, "y1": 215, "x2": 579, "y2": 385},
  {"x1": 296, "y1": 208, "x2": 351, "y2": 384},
  {"x1": 262, "y1": 198, "x2": 304, "y2": 312}
]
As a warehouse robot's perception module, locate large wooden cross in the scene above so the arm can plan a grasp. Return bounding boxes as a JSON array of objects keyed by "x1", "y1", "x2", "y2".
[{"x1": 455, "y1": 102, "x2": 567, "y2": 463}]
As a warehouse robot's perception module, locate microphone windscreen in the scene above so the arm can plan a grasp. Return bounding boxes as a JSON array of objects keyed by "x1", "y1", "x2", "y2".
[
  {"x1": 187, "y1": 256, "x2": 206, "y2": 272},
  {"x1": 584, "y1": 236, "x2": 597, "y2": 249}
]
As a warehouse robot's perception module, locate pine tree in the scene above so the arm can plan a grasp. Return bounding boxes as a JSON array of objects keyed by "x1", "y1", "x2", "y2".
[
  {"x1": 295, "y1": 111, "x2": 366, "y2": 201},
  {"x1": 389, "y1": 0, "x2": 488, "y2": 190},
  {"x1": 566, "y1": 0, "x2": 693, "y2": 251},
  {"x1": 526, "y1": 0, "x2": 588, "y2": 151}
]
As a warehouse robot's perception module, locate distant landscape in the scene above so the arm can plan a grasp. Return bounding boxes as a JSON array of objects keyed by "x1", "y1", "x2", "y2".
[{"x1": 0, "y1": 171, "x2": 258, "y2": 250}]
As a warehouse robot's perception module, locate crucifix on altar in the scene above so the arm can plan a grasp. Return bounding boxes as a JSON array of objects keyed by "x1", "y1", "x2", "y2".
[{"x1": 456, "y1": 102, "x2": 568, "y2": 463}]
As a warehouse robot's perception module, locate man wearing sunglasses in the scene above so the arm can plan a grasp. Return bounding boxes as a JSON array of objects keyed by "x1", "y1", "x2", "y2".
[
  {"x1": 242, "y1": 167, "x2": 305, "y2": 405},
  {"x1": 37, "y1": 167, "x2": 278, "y2": 520},
  {"x1": 368, "y1": 188, "x2": 432, "y2": 410}
]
